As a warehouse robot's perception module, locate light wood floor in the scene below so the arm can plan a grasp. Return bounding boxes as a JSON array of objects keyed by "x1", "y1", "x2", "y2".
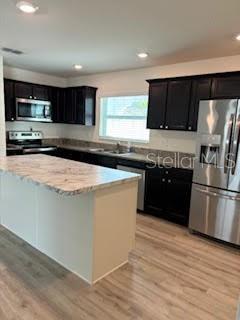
[{"x1": 0, "y1": 214, "x2": 239, "y2": 320}]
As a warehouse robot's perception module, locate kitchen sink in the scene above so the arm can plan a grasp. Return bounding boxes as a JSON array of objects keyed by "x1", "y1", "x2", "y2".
[
  {"x1": 87, "y1": 148, "x2": 131, "y2": 156},
  {"x1": 107, "y1": 150, "x2": 131, "y2": 155},
  {"x1": 88, "y1": 148, "x2": 105, "y2": 152}
]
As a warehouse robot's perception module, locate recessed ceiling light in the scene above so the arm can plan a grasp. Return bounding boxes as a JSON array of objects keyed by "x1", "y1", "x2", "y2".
[
  {"x1": 236, "y1": 34, "x2": 240, "y2": 41},
  {"x1": 74, "y1": 64, "x2": 83, "y2": 70},
  {"x1": 16, "y1": 1, "x2": 39, "y2": 14},
  {"x1": 137, "y1": 52, "x2": 148, "y2": 59}
]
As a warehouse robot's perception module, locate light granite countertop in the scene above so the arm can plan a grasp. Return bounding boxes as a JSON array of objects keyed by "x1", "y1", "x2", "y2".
[
  {"x1": 58, "y1": 144, "x2": 194, "y2": 170},
  {"x1": 60, "y1": 145, "x2": 150, "y2": 162},
  {"x1": 0, "y1": 154, "x2": 140, "y2": 195}
]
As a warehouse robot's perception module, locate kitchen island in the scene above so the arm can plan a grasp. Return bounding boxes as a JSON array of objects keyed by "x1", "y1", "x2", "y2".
[{"x1": 0, "y1": 154, "x2": 139, "y2": 284}]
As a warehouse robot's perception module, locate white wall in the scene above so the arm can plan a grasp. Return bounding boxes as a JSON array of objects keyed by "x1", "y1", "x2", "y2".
[
  {"x1": 4, "y1": 55, "x2": 240, "y2": 153},
  {"x1": 4, "y1": 66, "x2": 66, "y2": 87},
  {"x1": 0, "y1": 56, "x2": 6, "y2": 156},
  {"x1": 4, "y1": 66, "x2": 66, "y2": 138},
  {"x1": 66, "y1": 54, "x2": 240, "y2": 153}
]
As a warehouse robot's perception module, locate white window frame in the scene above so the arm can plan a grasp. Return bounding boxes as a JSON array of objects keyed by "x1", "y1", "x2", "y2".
[{"x1": 99, "y1": 93, "x2": 149, "y2": 144}]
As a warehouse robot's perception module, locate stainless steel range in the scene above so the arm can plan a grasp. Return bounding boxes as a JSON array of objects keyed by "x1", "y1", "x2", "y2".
[
  {"x1": 7, "y1": 131, "x2": 57, "y2": 155},
  {"x1": 189, "y1": 99, "x2": 240, "y2": 246}
]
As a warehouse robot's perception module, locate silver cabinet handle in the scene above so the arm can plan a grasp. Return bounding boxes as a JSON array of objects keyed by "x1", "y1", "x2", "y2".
[
  {"x1": 159, "y1": 125, "x2": 163, "y2": 129},
  {"x1": 224, "y1": 113, "x2": 235, "y2": 174},
  {"x1": 195, "y1": 187, "x2": 240, "y2": 201},
  {"x1": 165, "y1": 126, "x2": 168, "y2": 129}
]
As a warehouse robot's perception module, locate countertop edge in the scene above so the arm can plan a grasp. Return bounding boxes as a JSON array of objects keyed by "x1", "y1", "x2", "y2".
[{"x1": 0, "y1": 168, "x2": 140, "y2": 196}]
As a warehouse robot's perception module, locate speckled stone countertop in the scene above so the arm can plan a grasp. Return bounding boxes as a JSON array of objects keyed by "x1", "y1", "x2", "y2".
[
  {"x1": 58, "y1": 144, "x2": 194, "y2": 170},
  {"x1": 0, "y1": 154, "x2": 140, "y2": 195}
]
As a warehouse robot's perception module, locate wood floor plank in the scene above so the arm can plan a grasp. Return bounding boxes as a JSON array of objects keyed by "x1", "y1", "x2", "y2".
[{"x1": 0, "y1": 214, "x2": 239, "y2": 320}]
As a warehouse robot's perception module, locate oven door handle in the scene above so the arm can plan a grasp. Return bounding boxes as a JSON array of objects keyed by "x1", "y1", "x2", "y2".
[
  {"x1": 23, "y1": 147, "x2": 56, "y2": 154},
  {"x1": 224, "y1": 113, "x2": 235, "y2": 174},
  {"x1": 195, "y1": 187, "x2": 240, "y2": 201}
]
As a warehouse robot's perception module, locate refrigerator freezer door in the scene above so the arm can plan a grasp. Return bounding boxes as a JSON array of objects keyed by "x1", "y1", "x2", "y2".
[
  {"x1": 189, "y1": 184, "x2": 240, "y2": 245},
  {"x1": 228, "y1": 100, "x2": 240, "y2": 192},
  {"x1": 193, "y1": 99, "x2": 238, "y2": 190}
]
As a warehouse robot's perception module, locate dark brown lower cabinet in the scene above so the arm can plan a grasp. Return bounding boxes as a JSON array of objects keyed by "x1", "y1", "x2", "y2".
[
  {"x1": 52, "y1": 147, "x2": 193, "y2": 226},
  {"x1": 54, "y1": 148, "x2": 117, "y2": 168},
  {"x1": 145, "y1": 167, "x2": 193, "y2": 226}
]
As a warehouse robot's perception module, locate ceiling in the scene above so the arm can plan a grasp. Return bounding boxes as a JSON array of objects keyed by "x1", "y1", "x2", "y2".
[{"x1": 1, "y1": 0, "x2": 240, "y2": 77}]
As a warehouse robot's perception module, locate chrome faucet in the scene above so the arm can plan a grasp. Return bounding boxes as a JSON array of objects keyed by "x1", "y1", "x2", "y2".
[{"x1": 116, "y1": 141, "x2": 121, "y2": 153}]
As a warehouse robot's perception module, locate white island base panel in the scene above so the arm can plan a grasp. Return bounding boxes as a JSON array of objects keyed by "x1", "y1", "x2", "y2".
[{"x1": 0, "y1": 174, "x2": 138, "y2": 285}]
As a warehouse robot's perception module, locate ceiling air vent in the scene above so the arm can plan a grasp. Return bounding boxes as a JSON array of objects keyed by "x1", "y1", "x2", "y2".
[{"x1": 1, "y1": 47, "x2": 24, "y2": 55}]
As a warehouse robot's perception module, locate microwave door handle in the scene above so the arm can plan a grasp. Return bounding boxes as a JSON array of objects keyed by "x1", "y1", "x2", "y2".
[
  {"x1": 224, "y1": 114, "x2": 235, "y2": 174},
  {"x1": 44, "y1": 106, "x2": 47, "y2": 118},
  {"x1": 231, "y1": 114, "x2": 240, "y2": 175}
]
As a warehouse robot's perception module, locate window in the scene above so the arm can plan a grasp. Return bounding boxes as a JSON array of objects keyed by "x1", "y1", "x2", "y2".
[{"x1": 99, "y1": 95, "x2": 149, "y2": 142}]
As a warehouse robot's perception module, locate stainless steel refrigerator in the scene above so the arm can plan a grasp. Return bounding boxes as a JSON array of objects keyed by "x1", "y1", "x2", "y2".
[{"x1": 189, "y1": 99, "x2": 240, "y2": 246}]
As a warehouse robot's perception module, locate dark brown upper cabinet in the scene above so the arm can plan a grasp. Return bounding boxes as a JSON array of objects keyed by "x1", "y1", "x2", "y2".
[
  {"x1": 65, "y1": 87, "x2": 77, "y2": 123},
  {"x1": 15, "y1": 82, "x2": 32, "y2": 99},
  {"x1": 15, "y1": 81, "x2": 49, "y2": 100},
  {"x1": 188, "y1": 78, "x2": 212, "y2": 131},
  {"x1": 147, "y1": 82, "x2": 167, "y2": 129},
  {"x1": 81, "y1": 87, "x2": 97, "y2": 126},
  {"x1": 32, "y1": 84, "x2": 49, "y2": 100},
  {"x1": 211, "y1": 75, "x2": 240, "y2": 98},
  {"x1": 147, "y1": 79, "x2": 192, "y2": 131},
  {"x1": 4, "y1": 79, "x2": 97, "y2": 126},
  {"x1": 147, "y1": 72, "x2": 240, "y2": 132},
  {"x1": 51, "y1": 87, "x2": 66, "y2": 123},
  {"x1": 4, "y1": 79, "x2": 15, "y2": 121},
  {"x1": 71, "y1": 86, "x2": 97, "y2": 126},
  {"x1": 52, "y1": 86, "x2": 97, "y2": 126},
  {"x1": 165, "y1": 80, "x2": 192, "y2": 130}
]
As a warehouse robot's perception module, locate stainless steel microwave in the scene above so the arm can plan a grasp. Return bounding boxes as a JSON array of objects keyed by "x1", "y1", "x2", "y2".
[{"x1": 16, "y1": 98, "x2": 53, "y2": 122}]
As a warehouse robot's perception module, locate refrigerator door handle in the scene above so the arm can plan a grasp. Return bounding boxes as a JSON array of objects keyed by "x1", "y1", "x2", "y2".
[
  {"x1": 231, "y1": 114, "x2": 240, "y2": 175},
  {"x1": 224, "y1": 113, "x2": 235, "y2": 174},
  {"x1": 195, "y1": 187, "x2": 240, "y2": 201}
]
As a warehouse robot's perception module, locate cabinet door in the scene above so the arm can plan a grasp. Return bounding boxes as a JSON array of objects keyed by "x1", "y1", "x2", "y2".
[
  {"x1": 74, "y1": 88, "x2": 84, "y2": 124},
  {"x1": 15, "y1": 82, "x2": 32, "y2": 99},
  {"x1": 145, "y1": 167, "x2": 166, "y2": 215},
  {"x1": 165, "y1": 80, "x2": 191, "y2": 130},
  {"x1": 188, "y1": 78, "x2": 212, "y2": 131},
  {"x1": 74, "y1": 87, "x2": 97, "y2": 125},
  {"x1": 147, "y1": 82, "x2": 167, "y2": 129},
  {"x1": 51, "y1": 87, "x2": 66, "y2": 123},
  {"x1": 98, "y1": 155, "x2": 117, "y2": 168},
  {"x1": 211, "y1": 75, "x2": 240, "y2": 98},
  {"x1": 164, "y1": 168, "x2": 192, "y2": 226},
  {"x1": 4, "y1": 79, "x2": 15, "y2": 121},
  {"x1": 32, "y1": 85, "x2": 49, "y2": 100},
  {"x1": 65, "y1": 88, "x2": 76, "y2": 123},
  {"x1": 83, "y1": 87, "x2": 97, "y2": 126}
]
